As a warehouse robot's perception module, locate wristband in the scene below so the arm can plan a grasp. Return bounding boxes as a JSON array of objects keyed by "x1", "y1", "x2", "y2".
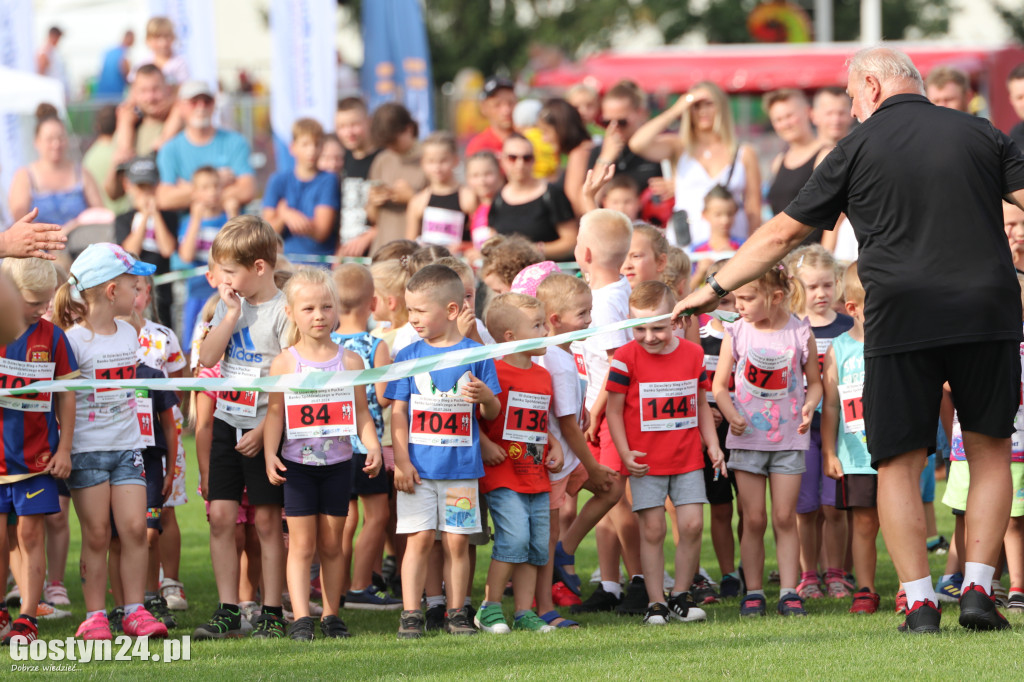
[{"x1": 706, "y1": 273, "x2": 728, "y2": 298}]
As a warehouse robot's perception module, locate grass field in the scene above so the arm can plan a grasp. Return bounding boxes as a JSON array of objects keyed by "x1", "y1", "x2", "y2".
[{"x1": 4, "y1": 437, "x2": 1024, "y2": 680}]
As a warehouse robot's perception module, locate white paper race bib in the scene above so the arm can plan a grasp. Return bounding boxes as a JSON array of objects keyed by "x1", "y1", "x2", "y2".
[
  {"x1": 135, "y1": 392, "x2": 156, "y2": 447},
  {"x1": 741, "y1": 349, "x2": 792, "y2": 400},
  {"x1": 0, "y1": 357, "x2": 55, "y2": 412},
  {"x1": 815, "y1": 337, "x2": 834, "y2": 375},
  {"x1": 409, "y1": 392, "x2": 473, "y2": 447},
  {"x1": 93, "y1": 351, "x2": 136, "y2": 404},
  {"x1": 838, "y1": 381, "x2": 864, "y2": 434},
  {"x1": 217, "y1": 363, "x2": 262, "y2": 418},
  {"x1": 704, "y1": 355, "x2": 718, "y2": 404},
  {"x1": 639, "y1": 380, "x2": 698, "y2": 432},
  {"x1": 501, "y1": 391, "x2": 550, "y2": 444},
  {"x1": 421, "y1": 206, "x2": 465, "y2": 247},
  {"x1": 285, "y1": 387, "x2": 357, "y2": 440}
]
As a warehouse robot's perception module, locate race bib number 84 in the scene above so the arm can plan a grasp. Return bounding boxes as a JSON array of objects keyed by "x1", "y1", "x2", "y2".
[{"x1": 284, "y1": 387, "x2": 357, "y2": 439}]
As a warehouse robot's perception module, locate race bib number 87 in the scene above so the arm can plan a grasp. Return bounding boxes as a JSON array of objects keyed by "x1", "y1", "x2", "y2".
[{"x1": 742, "y1": 349, "x2": 792, "y2": 400}]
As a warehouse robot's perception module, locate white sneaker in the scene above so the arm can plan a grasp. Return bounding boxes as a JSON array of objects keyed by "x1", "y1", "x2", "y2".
[
  {"x1": 36, "y1": 601, "x2": 72, "y2": 619},
  {"x1": 160, "y1": 578, "x2": 188, "y2": 611},
  {"x1": 43, "y1": 581, "x2": 70, "y2": 606},
  {"x1": 663, "y1": 570, "x2": 675, "y2": 591},
  {"x1": 589, "y1": 568, "x2": 602, "y2": 585}
]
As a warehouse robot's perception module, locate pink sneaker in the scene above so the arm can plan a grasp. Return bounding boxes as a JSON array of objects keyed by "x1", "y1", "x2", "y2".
[
  {"x1": 76, "y1": 612, "x2": 113, "y2": 640},
  {"x1": 123, "y1": 608, "x2": 169, "y2": 638}
]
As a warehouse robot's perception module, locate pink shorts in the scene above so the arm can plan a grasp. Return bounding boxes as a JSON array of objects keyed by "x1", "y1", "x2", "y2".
[
  {"x1": 382, "y1": 446, "x2": 395, "y2": 472},
  {"x1": 203, "y1": 490, "x2": 256, "y2": 525},
  {"x1": 549, "y1": 462, "x2": 589, "y2": 509}
]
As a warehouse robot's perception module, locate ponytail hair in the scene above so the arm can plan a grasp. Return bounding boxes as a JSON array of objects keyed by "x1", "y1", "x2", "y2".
[
  {"x1": 785, "y1": 244, "x2": 837, "y2": 315},
  {"x1": 54, "y1": 280, "x2": 87, "y2": 330},
  {"x1": 752, "y1": 262, "x2": 793, "y2": 311}
]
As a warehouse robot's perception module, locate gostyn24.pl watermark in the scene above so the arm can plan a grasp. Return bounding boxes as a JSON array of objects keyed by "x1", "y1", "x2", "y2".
[{"x1": 9, "y1": 636, "x2": 191, "y2": 666}]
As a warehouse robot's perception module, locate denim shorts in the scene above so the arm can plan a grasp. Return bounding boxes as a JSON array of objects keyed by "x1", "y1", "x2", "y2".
[
  {"x1": 67, "y1": 450, "x2": 145, "y2": 490},
  {"x1": 485, "y1": 487, "x2": 550, "y2": 566}
]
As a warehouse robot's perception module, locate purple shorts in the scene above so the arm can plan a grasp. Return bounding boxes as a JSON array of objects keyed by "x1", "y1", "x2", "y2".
[{"x1": 797, "y1": 429, "x2": 836, "y2": 513}]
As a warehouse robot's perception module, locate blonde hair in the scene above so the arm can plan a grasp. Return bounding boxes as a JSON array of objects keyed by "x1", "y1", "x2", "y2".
[
  {"x1": 535, "y1": 272, "x2": 590, "y2": 316},
  {"x1": 629, "y1": 280, "x2": 676, "y2": 313},
  {"x1": 146, "y1": 16, "x2": 175, "y2": 38},
  {"x1": 292, "y1": 117, "x2": 324, "y2": 143},
  {"x1": 680, "y1": 81, "x2": 736, "y2": 156},
  {"x1": 485, "y1": 292, "x2": 543, "y2": 341},
  {"x1": 434, "y1": 256, "x2": 474, "y2": 285},
  {"x1": 750, "y1": 263, "x2": 793, "y2": 309},
  {"x1": 211, "y1": 215, "x2": 278, "y2": 269},
  {"x1": 332, "y1": 263, "x2": 375, "y2": 314},
  {"x1": 843, "y1": 262, "x2": 865, "y2": 306},
  {"x1": 661, "y1": 246, "x2": 691, "y2": 291},
  {"x1": 422, "y1": 131, "x2": 457, "y2": 156},
  {"x1": 370, "y1": 259, "x2": 411, "y2": 326},
  {"x1": 580, "y1": 209, "x2": 633, "y2": 268},
  {"x1": 283, "y1": 267, "x2": 339, "y2": 346},
  {"x1": 633, "y1": 224, "x2": 669, "y2": 260},
  {"x1": 786, "y1": 244, "x2": 837, "y2": 315},
  {"x1": 54, "y1": 273, "x2": 135, "y2": 331},
  {"x1": 1, "y1": 258, "x2": 57, "y2": 293}
]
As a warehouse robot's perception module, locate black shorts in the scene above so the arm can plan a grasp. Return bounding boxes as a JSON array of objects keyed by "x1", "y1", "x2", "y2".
[
  {"x1": 864, "y1": 341, "x2": 1019, "y2": 466},
  {"x1": 703, "y1": 420, "x2": 735, "y2": 505},
  {"x1": 142, "y1": 448, "x2": 165, "y2": 532},
  {"x1": 835, "y1": 474, "x2": 877, "y2": 510},
  {"x1": 283, "y1": 459, "x2": 353, "y2": 517},
  {"x1": 351, "y1": 451, "x2": 389, "y2": 498},
  {"x1": 56, "y1": 478, "x2": 70, "y2": 498},
  {"x1": 208, "y1": 417, "x2": 284, "y2": 507}
]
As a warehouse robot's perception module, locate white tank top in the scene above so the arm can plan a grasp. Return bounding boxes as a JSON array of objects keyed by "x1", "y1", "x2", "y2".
[{"x1": 673, "y1": 147, "x2": 749, "y2": 246}]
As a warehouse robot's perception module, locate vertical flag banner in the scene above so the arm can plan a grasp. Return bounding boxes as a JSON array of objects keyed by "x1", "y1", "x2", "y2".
[
  {"x1": 361, "y1": 0, "x2": 434, "y2": 136},
  {"x1": 269, "y1": 0, "x2": 338, "y2": 174},
  {"x1": 0, "y1": 0, "x2": 36, "y2": 224},
  {"x1": 149, "y1": 0, "x2": 218, "y2": 93}
]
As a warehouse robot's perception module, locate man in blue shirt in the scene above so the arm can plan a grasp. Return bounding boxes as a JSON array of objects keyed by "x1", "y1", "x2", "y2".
[{"x1": 94, "y1": 30, "x2": 134, "y2": 99}]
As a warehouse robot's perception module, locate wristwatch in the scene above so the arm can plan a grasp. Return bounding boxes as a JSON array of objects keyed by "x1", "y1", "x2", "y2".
[{"x1": 705, "y1": 273, "x2": 728, "y2": 298}]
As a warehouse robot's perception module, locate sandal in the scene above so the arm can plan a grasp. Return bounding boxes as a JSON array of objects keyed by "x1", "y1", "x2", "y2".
[
  {"x1": 538, "y1": 610, "x2": 580, "y2": 629},
  {"x1": 554, "y1": 542, "x2": 582, "y2": 596}
]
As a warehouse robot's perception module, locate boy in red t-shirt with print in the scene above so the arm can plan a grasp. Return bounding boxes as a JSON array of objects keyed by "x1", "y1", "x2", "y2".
[
  {"x1": 605, "y1": 281, "x2": 725, "y2": 626},
  {"x1": 474, "y1": 293, "x2": 564, "y2": 635}
]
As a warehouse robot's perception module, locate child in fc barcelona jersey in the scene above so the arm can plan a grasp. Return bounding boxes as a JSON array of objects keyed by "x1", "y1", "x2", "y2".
[
  {"x1": 605, "y1": 281, "x2": 724, "y2": 627},
  {"x1": 0, "y1": 257, "x2": 78, "y2": 643}
]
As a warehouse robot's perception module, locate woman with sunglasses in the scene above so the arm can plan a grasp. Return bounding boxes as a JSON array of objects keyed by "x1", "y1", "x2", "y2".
[
  {"x1": 487, "y1": 134, "x2": 577, "y2": 261},
  {"x1": 629, "y1": 82, "x2": 761, "y2": 247}
]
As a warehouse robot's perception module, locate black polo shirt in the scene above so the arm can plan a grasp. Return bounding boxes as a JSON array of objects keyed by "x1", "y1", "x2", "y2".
[
  {"x1": 785, "y1": 93, "x2": 1024, "y2": 358},
  {"x1": 587, "y1": 144, "x2": 662, "y2": 188}
]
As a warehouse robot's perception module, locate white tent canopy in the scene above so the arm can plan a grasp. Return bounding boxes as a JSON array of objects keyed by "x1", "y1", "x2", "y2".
[{"x1": 0, "y1": 66, "x2": 66, "y2": 114}]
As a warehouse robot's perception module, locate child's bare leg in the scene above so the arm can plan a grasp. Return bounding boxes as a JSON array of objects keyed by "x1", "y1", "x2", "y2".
[
  {"x1": 611, "y1": 483, "x2": 642, "y2": 577},
  {"x1": 796, "y1": 509, "x2": 820, "y2": 576},
  {"x1": 734, "y1": 471, "x2": 767, "y2": 591},
  {"x1": 852, "y1": 508, "x2": 880, "y2": 592},
  {"x1": 511, "y1": 563, "x2": 539, "y2": 612},
  {"x1": 316, "y1": 514, "x2": 347, "y2": 617},
  {"x1": 535, "y1": 509, "x2": 560, "y2": 615},
  {"x1": 821, "y1": 504, "x2": 848, "y2": 572},
  {"x1": 442, "y1": 532, "x2": 470, "y2": 608},
  {"x1": 44, "y1": 497, "x2": 69, "y2": 585},
  {"x1": 400, "y1": 530, "x2": 434, "y2": 611},
  {"x1": 596, "y1": 516, "x2": 621, "y2": 583},
  {"x1": 426, "y1": 540, "x2": 444, "y2": 602},
  {"x1": 560, "y1": 478, "x2": 621, "y2": 557},
  {"x1": 286, "y1": 516, "x2": 317, "y2": 619},
  {"x1": 209, "y1": 500, "x2": 241, "y2": 604},
  {"x1": 253, "y1": 504, "x2": 285, "y2": 609},
  {"x1": 1005, "y1": 517, "x2": 1024, "y2": 592},
  {"x1": 146, "y1": 527, "x2": 161, "y2": 592},
  {"x1": 109, "y1": 538, "x2": 123, "y2": 606},
  {"x1": 637, "y1": 507, "x2": 667, "y2": 603},
  {"x1": 673, "y1": 504, "x2": 704, "y2": 594},
  {"x1": 768, "y1": 473, "x2": 802, "y2": 591},
  {"x1": 159, "y1": 507, "x2": 181, "y2": 581},
  {"x1": 110, "y1": 483, "x2": 149, "y2": 606},
  {"x1": 484, "y1": 558, "x2": 514, "y2": 603},
  {"x1": 70, "y1": 484, "x2": 112, "y2": 612},
  {"x1": 351, "y1": 494, "x2": 388, "y2": 590},
  {"x1": 17, "y1": 516, "x2": 46, "y2": 618},
  {"x1": 710, "y1": 502, "x2": 735, "y2": 575},
  {"x1": 341, "y1": 499, "x2": 358, "y2": 594}
]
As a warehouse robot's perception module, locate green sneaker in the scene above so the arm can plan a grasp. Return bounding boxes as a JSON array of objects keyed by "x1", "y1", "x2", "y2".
[
  {"x1": 251, "y1": 612, "x2": 286, "y2": 638},
  {"x1": 512, "y1": 610, "x2": 555, "y2": 633},
  {"x1": 192, "y1": 607, "x2": 243, "y2": 640},
  {"x1": 473, "y1": 604, "x2": 510, "y2": 634}
]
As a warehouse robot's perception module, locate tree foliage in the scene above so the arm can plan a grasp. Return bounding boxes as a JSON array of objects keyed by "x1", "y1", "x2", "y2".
[{"x1": 991, "y1": 1, "x2": 1024, "y2": 45}]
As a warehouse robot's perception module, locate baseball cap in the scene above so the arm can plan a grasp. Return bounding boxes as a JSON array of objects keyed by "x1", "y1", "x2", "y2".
[
  {"x1": 68, "y1": 243, "x2": 155, "y2": 297},
  {"x1": 482, "y1": 76, "x2": 515, "y2": 100},
  {"x1": 124, "y1": 156, "x2": 159, "y2": 185},
  {"x1": 178, "y1": 80, "x2": 214, "y2": 101},
  {"x1": 510, "y1": 261, "x2": 561, "y2": 298}
]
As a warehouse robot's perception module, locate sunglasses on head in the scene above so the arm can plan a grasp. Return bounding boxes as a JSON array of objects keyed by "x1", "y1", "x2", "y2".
[{"x1": 505, "y1": 153, "x2": 535, "y2": 162}]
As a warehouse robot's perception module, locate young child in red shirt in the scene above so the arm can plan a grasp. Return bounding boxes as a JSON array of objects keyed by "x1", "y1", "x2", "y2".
[
  {"x1": 475, "y1": 293, "x2": 564, "y2": 634},
  {"x1": 605, "y1": 281, "x2": 725, "y2": 626}
]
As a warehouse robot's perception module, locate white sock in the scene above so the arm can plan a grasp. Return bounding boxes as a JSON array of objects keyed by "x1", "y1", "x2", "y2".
[
  {"x1": 425, "y1": 595, "x2": 445, "y2": 608},
  {"x1": 601, "y1": 581, "x2": 622, "y2": 598},
  {"x1": 747, "y1": 589, "x2": 765, "y2": 598},
  {"x1": 630, "y1": 574, "x2": 644, "y2": 581},
  {"x1": 939, "y1": 573, "x2": 953, "y2": 583},
  {"x1": 902, "y1": 576, "x2": 935, "y2": 606},
  {"x1": 963, "y1": 562, "x2": 995, "y2": 594},
  {"x1": 779, "y1": 587, "x2": 797, "y2": 597}
]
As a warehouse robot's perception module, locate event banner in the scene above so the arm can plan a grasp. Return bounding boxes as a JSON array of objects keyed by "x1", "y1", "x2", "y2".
[
  {"x1": 269, "y1": 0, "x2": 338, "y2": 173},
  {"x1": 361, "y1": 0, "x2": 434, "y2": 136},
  {"x1": 148, "y1": 0, "x2": 218, "y2": 93}
]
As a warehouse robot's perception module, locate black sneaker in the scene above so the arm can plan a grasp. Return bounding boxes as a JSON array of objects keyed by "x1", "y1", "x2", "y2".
[
  {"x1": 444, "y1": 607, "x2": 478, "y2": 635},
  {"x1": 192, "y1": 607, "x2": 243, "y2": 640},
  {"x1": 251, "y1": 612, "x2": 287, "y2": 638},
  {"x1": 898, "y1": 599, "x2": 941, "y2": 634},
  {"x1": 381, "y1": 555, "x2": 398, "y2": 585},
  {"x1": 397, "y1": 609, "x2": 425, "y2": 639},
  {"x1": 107, "y1": 606, "x2": 124, "y2": 633},
  {"x1": 668, "y1": 591, "x2": 708, "y2": 622},
  {"x1": 616, "y1": 576, "x2": 648, "y2": 616},
  {"x1": 642, "y1": 602, "x2": 670, "y2": 625},
  {"x1": 720, "y1": 573, "x2": 741, "y2": 599},
  {"x1": 570, "y1": 585, "x2": 622, "y2": 614},
  {"x1": 144, "y1": 595, "x2": 177, "y2": 629},
  {"x1": 320, "y1": 614, "x2": 351, "y2": 638},
  {"x1": 370, "y1": 572, "x2": 389, "y2": 595},
  {"x1": 287, "y1": 616, "x2": 316, "y2": 641},
  {"x1": 958, "y1": 583, "x2": 1010, "y2": 631},
  {"x1": 691, "y1": 575, "x2": 720, "y2": 605},
  {"x1": 425, "y1": 603, "x2": 446, "y2": 631}
]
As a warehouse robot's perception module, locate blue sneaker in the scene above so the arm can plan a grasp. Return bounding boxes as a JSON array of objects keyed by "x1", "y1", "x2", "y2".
[
  {"x1": 553, "y1": 542, "x2": 581, "y2": 596},
  {"x1": 935, "y1": 572, "x2": 963, "y2": 603},
  {"x1": 777, "y1": 593, "x2": 807, "y2": 616},
  {"x1": 739, "y1": 593, "x2": 767, "y2": 617},
  {"x1": 345, "y1": 588, "x2": 403, "y2": 610}
]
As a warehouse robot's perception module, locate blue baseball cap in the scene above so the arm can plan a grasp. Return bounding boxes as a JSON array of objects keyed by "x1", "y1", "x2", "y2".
[{"x1": 69, "y1": 243, "x2": 155, "y2": 295}]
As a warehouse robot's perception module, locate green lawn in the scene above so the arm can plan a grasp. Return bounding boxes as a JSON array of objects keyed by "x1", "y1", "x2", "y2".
[{"x1": 5, "y1": 437, "x2": 1024, "y2": 680}]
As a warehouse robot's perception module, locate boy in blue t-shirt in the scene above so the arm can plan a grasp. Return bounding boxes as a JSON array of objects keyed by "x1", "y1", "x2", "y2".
[
  {"x1": 385, "y1": 264, "x2": 501, "y2": 639},
  {"x1": 261, "y1": 118, "x2": 341, "y2": 259}
]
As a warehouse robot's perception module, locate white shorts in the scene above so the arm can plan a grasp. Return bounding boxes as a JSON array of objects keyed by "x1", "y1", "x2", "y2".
[{"x1": 396, "y1": 479, "x2": 483, "y2": 535}]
